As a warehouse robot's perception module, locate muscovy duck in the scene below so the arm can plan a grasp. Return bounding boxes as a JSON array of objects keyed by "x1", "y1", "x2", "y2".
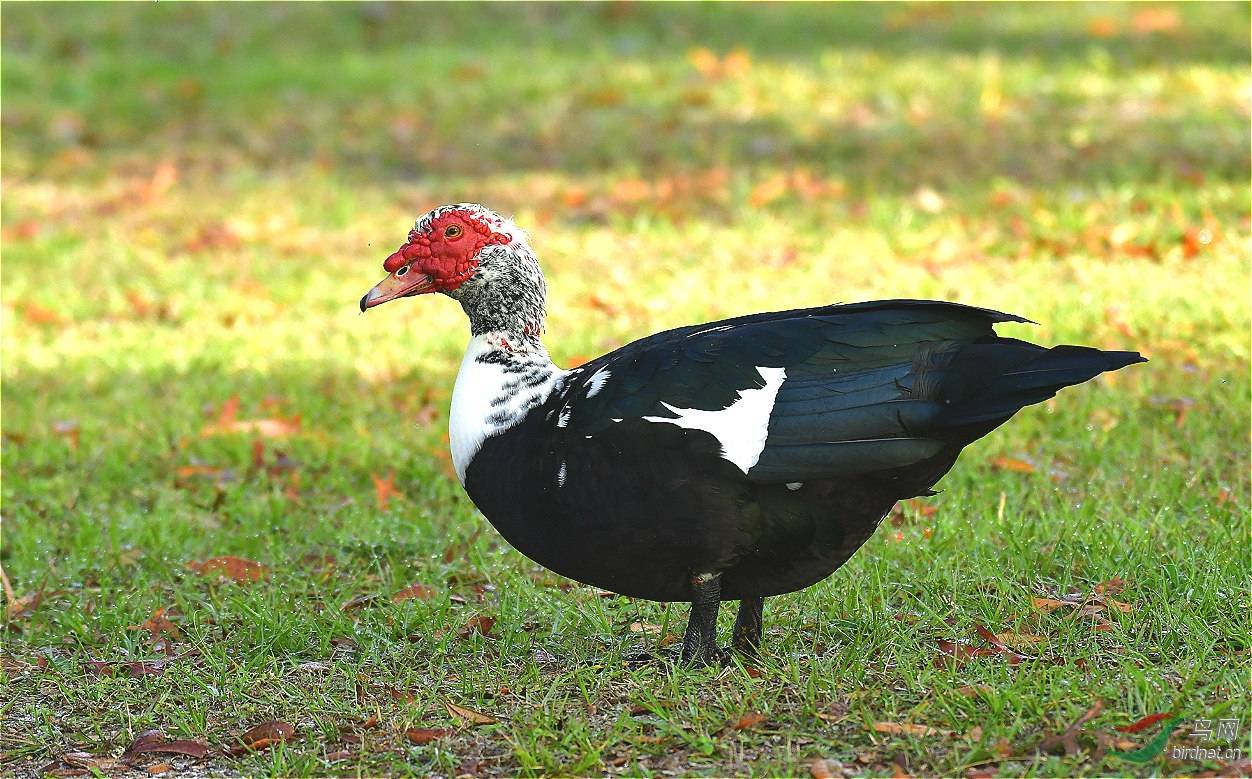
[{"x1": 360, "y1": 203, "x2": 1145, "y2": 664}]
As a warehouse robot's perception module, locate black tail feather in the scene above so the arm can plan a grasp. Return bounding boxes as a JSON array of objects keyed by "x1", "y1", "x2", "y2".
[{"x1": 935, "y1": 343, "x2": 1146, "y2": 429}]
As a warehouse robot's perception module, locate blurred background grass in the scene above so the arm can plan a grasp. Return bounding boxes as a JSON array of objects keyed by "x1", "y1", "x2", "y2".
[{"x1": 2, "y1": 3, "x2": 1249, "y2": 777}]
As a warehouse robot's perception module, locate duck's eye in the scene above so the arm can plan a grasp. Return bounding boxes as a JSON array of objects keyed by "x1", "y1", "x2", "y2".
[
  {"x1": 395, "y1": 265, "x2": 410, "y2": 277},
  {"x1": 444, "y1": 224, "x2": 463, "y2": 239}
]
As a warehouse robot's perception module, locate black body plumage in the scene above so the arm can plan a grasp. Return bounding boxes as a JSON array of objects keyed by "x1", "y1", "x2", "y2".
[{"x1": 462, "y1": 299, "x2": 1145, "y2": 603}]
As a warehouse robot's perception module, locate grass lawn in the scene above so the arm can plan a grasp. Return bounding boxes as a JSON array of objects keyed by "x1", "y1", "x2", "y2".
[{"x1": 2, "y1": 3, "x2": 1249, "y2": 777}]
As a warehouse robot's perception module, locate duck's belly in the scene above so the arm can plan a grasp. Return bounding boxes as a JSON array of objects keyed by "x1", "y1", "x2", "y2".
[{"x1": 461, "y1": 415, "x2": 900, "y2": 601}]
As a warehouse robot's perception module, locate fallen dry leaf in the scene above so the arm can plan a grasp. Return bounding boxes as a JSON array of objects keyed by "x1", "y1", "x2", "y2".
[
  {"x1": 340, "y1": 593, "x2": 383, "y2": 612},
  {"x1": 122, "y1": 730, "x2": 211, "y2": 761},
  {"x1": 129, "y1": 607, "x2": 181, "y2": 643},
  {"x1": 1031, "y1": 595, "x2": 1081, "y2": 612},
  {"x1": 809, "y1": 757, "x2": 835, "y2": 779},
  {"x1": 186, "y1": 556, "x2": 267, "y2": 583},
  {"x1": 1116, "y1": 712, "x2": 1174, "y2": 733},
  {"x1": 392, "y1": 584, "x2": 438, "y2": 603},
  {"x1": 405, "y1": 728, "x2": 454, "y2": 744},
  {"x1": 989, "y1": 456, "x2": 1035, "y2": 474},
  {"x1": 201, "y1": 417, "x2": 301, "y2": 438},
  {"x1": 444, "y1": 701, "x2": 497, "y2": 726},
  {"x1": 230, "y1": 720, "x2": 296, "y2": 754},
  {"x1": 373, "y1": 471, "x2": 402, "y2": 510},
  {"x1": 1038, "y1": 700, "x2": 1104, "y2": 755},
  {"x1": 991, "y1": 631, "x2": 1041, "y2": 651},
  {"x1": 458, "y1": 614, "x2": 496, "y2": 638},
  {"x1": 85, "y1": 655, "x2": 182, "y2": 678},
  {"x1": 734, "y1": 712, "x2": 767, "y2": 730},
  {"x1": 1094, "y1": 577, "x2": 1128, "y2": 595},
  {"x1": 873, "y1": 721, "x2": 956, "y2": 738}
]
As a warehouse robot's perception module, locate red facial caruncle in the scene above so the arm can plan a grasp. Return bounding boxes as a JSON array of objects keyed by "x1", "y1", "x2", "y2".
[
  {"x1": 361, "y1": 208, "x2": 512, "y2": 312},
  {"x1": 383, "y1": 210, "x2": 511, "y2": 293}
]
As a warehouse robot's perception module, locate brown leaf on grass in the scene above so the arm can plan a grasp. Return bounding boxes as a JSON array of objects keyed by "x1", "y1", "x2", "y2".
[
  {"x1": 734, "y1": 712, "x2": 767, "y2": 730},
  {"x1": 957, "y1": 685, "x2": 994, "y2": 697},
  {"x1": 1038, "y1": 699, "x2": 1104, "y2": 755},
  {"x1": 873, "y1": 721, "x2": 956, "y2": 738},
  {"x1": 373, "y1": 471, "x2": 402, "y2": 510},
  {"x1": 993, "y1": 632, "x2": 1045, "y2": 649},
  {"x1": 1150, "y1": 396, "x2": 1195, "y2": 427},
  {"x1": 444, "y1": 701, "x2": 497, "y2": 726},
  {"x1": 809, "y1": 757, "x2": 836, "y2": 779},
  {"x1": 129, "y1": 607, "x2": 181, "y2": 642},
  {"x1": 146, "y1": 763, "x2": 172, "y2": 775},
  {"x1": 1132, "y1": 7, "x2": 1180, "y2": 34},
  {"x1": 973, "y1": 624, "x2": 1026, "y2": 661},
  {"x1": 5, "y1": 589, "x2": 45, "y2": 621},
  {"x1": 229, "y1": 720, "x2": 296, "y2": 755},
  {"x1": 200, "y1": 396, "x2": 300, "y2": 439},
  {"x1": 989, "y1": 456, "x2": 1035, "y2": 473},
  {"x1": 187, "y1": 556, "x2": 267, "y2": 583},
  {"x1": 122, "y1": 730, "x2": 211, "y2": 761},
  {"x1": 1031, "y1": 595, "x2": 1082, "y2": 612},
  {"x1": 1116, "y1": 712, "x2": 1174, "y2": 733},
  {"x1": 174, "y1": 464, "x2": 236, "y2": 488},
  {"x1": 392, "y1": 584, "x2": 437, "y2": 603},
  {"x1": 15, "y1": 300, "x2": 66, "y2": 326},
  {"x1": 458, "y1": 614, "x2": 496, "y2": 638},
  {"x1": 1087, "y1": 16, "x2": 1120, "y2": 38},
  {"x1": 340, "y1": 594, "x2": 382, "y2": 612},
  {"x1": 405, "y1": 728, "x2": 454, "y2": 744},
  {"x1": 1094, "y1": 576, "x2": 1127, "y2": 595}
]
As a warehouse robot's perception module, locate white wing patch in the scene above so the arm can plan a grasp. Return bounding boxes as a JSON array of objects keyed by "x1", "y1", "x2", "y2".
[
  {"x1": 642, "y1": 366, "x2": 786, "y2": 474},
  {"x1": 585, "y1": 367, "x2": 611, "y2": 398}
]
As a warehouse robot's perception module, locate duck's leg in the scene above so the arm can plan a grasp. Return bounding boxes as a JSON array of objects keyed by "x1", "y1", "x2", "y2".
[
  {"x1": 680, "y1": 574, "x2": 722, "y2": 665},
  {"x1": 732, "y1": 596, "x2": 764, "y2": 656}
]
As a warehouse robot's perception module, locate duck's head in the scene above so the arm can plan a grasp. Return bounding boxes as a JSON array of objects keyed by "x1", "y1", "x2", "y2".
[{"x1": 361, "y1": 204, "x2": 546, "y2": 337}]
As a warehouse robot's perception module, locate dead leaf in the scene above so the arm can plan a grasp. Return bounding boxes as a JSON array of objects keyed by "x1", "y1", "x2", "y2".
[
  {"x1": 231, "y1": 720, "x2": 295, "y2": 754},
  {"x1": 873, "y1": 721, "x2": 956, "y2": 738},
  {"x1": 809, "y1": 757, "x2": 835, "y2": 779},
  {"x1": 123, "y1": 730, "x2": 211, "y2": 760},
  {"x1": 1032, "y1": 596, "x2": 1081, "y2": 612},
  {"x1": 405, "y1": 728, "x2": 454, "y2": 744},
  {"x1": 992, "y1": 631, "x2": 1045, "y2": 650},
  {"x1": 340, "y1": 593, "x2": 382, "y2": 612},
  {"x1": 186, "y1": 556, "x2": 267, "y2": 583},
  {"x1": 458, "y1": 614, "x2": 496, "y2": 638},
  {"x1": 129, "y1": 607, "x2": 181, "y2": 642},
  {"x1": 444, "y1": 701, "x2": 497, "y2": 726},
  {"x1": 1087, "y1": 16, "x2": 1120, "y2": 38},
  {"x1": 957, "y1": 685, "x2": 994, "y2": 697},
  {"x1": 1132, "y1": 7, "x2": 1180, "y2": 34},
  {"x1": 989, "y1": 456, "x2": 1035, "y2": 474},
  {"x1": 1038, "y1": 700, "x2": 1104, "y2": 755},
  {"x1": 734, "y1": 712, "x2": 767, "y2": 730},
  {"x1": 15, "y1": 300, "x2": 65, "y2": 326},
  {"x1": 392, "y1": 584, "x2": 437, "y2": 603},
  {"x1": 174, "y1": 463, "x2": 236, "y2": 488},
  {"x1": 1116, "y1": 712, "x2": 1174, "y2": 733},
  {"x1": 373, "y1": 471, "x2": 401, "y2": 510}
]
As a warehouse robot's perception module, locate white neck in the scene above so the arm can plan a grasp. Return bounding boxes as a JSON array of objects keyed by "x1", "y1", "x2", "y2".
[{"x1": 448, "y1": 332, "x2": 564, "y2": 484}]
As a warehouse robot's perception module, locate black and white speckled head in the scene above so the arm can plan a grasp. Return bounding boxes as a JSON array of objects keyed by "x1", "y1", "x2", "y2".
[{"x1": 360, "y1": 203, "x2": 547, "y2": 341}]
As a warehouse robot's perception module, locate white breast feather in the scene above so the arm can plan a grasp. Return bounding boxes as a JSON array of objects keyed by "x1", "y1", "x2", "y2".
[{"x1": 449, "y1": 334, "x2": 563, "y2": 484}]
